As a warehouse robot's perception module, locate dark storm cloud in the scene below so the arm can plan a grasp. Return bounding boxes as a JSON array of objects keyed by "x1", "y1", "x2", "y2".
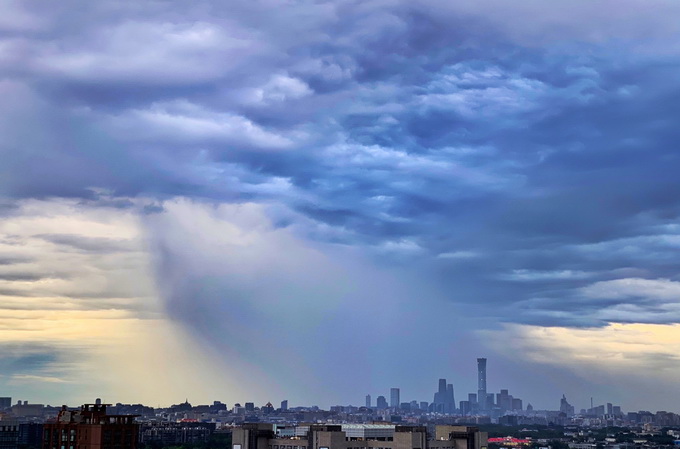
[
  {"x1": 0, "y1": 272, "x2": 48, "y2": 282},
  {"x1": 0, "y1": 345, "x2": 60, "y2": 372},
  {"x1": 35, "y1": 234, "x2": 137, "y2": 253},
  {"x1": 0, "y1": 256, "x2": 31, "y2": 266},
  {"x1": 3, "y1": 0, "x2": 680, "y2": 336},
  {"x1": 0, "y1": 342, "x2": 85, "y2": 378},
  {"x1": 0, "y1": 342, "x2": 95, "y2": 398}
]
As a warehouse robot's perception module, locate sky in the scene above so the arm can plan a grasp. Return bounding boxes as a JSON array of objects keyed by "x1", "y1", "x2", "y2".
[{"x1": 1, "y1": 0, "x2": 680, "y2": 412}]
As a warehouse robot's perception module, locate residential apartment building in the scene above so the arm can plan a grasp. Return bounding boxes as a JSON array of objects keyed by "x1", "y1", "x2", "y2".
[{"x1": 42, "y1": 404, "x2": 138, "y2": 449}]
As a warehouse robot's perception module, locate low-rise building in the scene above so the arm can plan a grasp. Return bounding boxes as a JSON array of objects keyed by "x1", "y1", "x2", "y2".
[
  {"x1": 232, "y1": 423, "x2": 487, "y2": 449},
  {"x1": 139, "y1": 421, "x2": 215, "y2": 445}
]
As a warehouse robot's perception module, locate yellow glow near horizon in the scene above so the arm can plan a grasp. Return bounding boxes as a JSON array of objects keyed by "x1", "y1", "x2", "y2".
[
  {"x1": 482, "y1": 322, "x2": 680, "y2": 380},
  {"x1": 0, "y1": 197, "x2": 279, "y2": 405}
]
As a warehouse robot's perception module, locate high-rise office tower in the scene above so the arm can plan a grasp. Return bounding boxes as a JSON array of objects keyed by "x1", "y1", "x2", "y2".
[
  {"x1": 433, "y1": 379, "x2": 446, "y2": 412},
  {"x1": 433, "y1": 379, "x2": 455, "y2": 414},
  {"x1": 376, "y1": 396, "x2": 388, "y2": 409},
  {"x1": 485, "y1": 393, "x2": 494, "y2": 410},
  {"x1": 477, "y1": 358, "x2": 487, "y2": 410},
  {"x1": 280, "y1": 400, "x2": 288, "y2": 411},
  {"x1": 390, "y1": 388, "x2": 400, "y2": 408},
  {"x1": 365, "y1": 394, "x2": 371, "y2": 408},
  {"x1": 560, "y1": 395, "x2": 574, "y2": 416},
  {"x1": 446, "y1": 384, "x2": 455, "y2": 412},
  {"x1": 512, "y1": 398, "x2": 522, "y2": 411},
  {"x1": 497, "y1": 389, "x2": 512, "y2": 411}
]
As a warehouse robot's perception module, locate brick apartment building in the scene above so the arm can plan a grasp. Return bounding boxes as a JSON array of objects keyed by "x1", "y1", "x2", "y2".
[{"x1": 42, "y1": 404, "x2": 138, "y2": 449}]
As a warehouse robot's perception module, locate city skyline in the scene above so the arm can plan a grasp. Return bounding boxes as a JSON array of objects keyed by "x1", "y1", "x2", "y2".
[
  {"x1": 0, "y1": 357, "x2": 668, "y2": 415},
  {"x1": 1, "y1": 1, "x2": 680, "y2": 412},
  {"x1": 4, "y1": 396, "x2": 680, "y2": 449}
]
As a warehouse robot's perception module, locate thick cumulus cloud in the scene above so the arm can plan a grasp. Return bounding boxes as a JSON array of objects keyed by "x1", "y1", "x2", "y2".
[{"x1": 2, "y1": 0, "x2": 680, "y2": 408}]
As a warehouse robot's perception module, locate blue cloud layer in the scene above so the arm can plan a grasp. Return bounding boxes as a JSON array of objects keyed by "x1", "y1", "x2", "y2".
[{"x1": 2, "y1": 0, "x2": 680, "y2": 406}]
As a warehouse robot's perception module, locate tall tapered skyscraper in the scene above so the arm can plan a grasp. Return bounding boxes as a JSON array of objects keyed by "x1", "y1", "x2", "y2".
[
  {"x1": 447, "y1": 384, "x2": 455, "y2": 410},
  {"x1": 477, "y1": 358, "x2": 487, "y2": 410}
]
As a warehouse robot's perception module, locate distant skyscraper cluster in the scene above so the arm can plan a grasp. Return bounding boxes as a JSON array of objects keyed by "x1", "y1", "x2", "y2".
[
  {"x1": 364, "y1": 357, "x2": 525, "y2": 417},
  {"x1": 459, "y1": 358, "x2": 524, "y2": 416},
  {"x1": 432, "y1": 378, "x2": 455, "y2": 413}
]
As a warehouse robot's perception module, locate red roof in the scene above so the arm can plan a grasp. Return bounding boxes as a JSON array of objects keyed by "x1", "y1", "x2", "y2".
[{"x1": 488, "y1": 437, "x2": 532, "y2": 445}]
